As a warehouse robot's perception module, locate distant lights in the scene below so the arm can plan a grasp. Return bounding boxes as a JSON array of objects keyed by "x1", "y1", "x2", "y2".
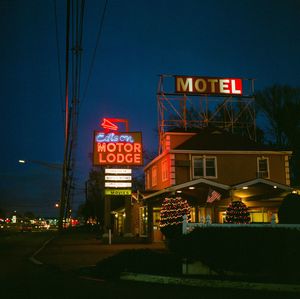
[
  {"x1": 273, "y1": 186, "x2": 278, "y2": 189},
  {"x1": 242, "y1": 186, "x2": 248, "y2": 190},
  {"x1": 176, "y1": 190, "x2": 182, "y2": 193},
  {"x1": 189, "y1": 186, "x2": 195, "y2": 190}
]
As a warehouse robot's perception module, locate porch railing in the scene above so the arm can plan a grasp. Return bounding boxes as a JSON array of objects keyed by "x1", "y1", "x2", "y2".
[{"x1": 182, "y1": 214, "x2": 300, "y2": 234}]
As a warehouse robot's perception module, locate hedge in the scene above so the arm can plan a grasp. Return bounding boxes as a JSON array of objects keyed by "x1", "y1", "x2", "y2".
[{"x1": 171, "y1": 227, "x2": 300, "y2": 280}]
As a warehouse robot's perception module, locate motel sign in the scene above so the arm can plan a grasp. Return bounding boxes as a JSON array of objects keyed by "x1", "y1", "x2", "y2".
[
  {"x1": 175, "y1": 76, "x2": 243, "y2": 95},
  {"x1": 93, "y1": 131, "x2": 143, "y2": 166}
]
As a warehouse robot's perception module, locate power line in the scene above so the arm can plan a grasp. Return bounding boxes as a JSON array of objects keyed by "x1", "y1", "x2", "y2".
[
  {"x1": 81, "y1": 0, "x2": 108, "y2": 105},
  {"x1": 53, "y1": 0, "x2": 65, "y2": 132}
]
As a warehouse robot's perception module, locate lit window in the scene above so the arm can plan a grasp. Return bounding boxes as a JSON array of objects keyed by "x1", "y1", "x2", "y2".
[
  {"x1": 145, "y1": 170, "x2": 150, "y2": 189},
  {"x1": 152, "y1": 166, "x2": 157, "y2": 186},
  {"x1": 192, "y1": 156, "x2": 217, "y2": 178},
  {"x1": 257, "y1": 157, "x2": 269, "y2": 178},
  {"x1": 161, "y1": 159, "x2": 169, "y2": 182}
]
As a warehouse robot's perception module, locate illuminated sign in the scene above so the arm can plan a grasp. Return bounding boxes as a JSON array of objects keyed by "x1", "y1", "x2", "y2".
[
  {"x1": 175, "y1": 76, "x2": 243, "y2": 95},
  {"x1": 93, "y1": 131, "x2": 143, "y2": 166},
  {"x1": 105, "y1": 189, "x2": 132, "y2": 196},
  {"x1": 105, "y1": 182, "x2": 132, "y2": 188},
  {"x1": 105, "y1": 175, "x2": 132, "y2": 181},
  {"x1": 105, "y1": 168, "x2": 132, "y2": 174},
  {"x1": 101, "y1": 118, "x2": 118, "y2": 131}
]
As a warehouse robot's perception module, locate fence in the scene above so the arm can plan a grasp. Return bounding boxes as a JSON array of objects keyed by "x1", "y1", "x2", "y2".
[{"x1": 182, "y1": 214, "x2": 300, "y2": 234}]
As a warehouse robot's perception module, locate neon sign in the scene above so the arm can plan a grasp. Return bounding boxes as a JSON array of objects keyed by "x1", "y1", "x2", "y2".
[
  {"x1": 93, "y1": 131, "x2": 143, "y2": 166},
  {"x1": 96, "y1": 132, "x2": 134, "y2": 143},
  {"x1": 175, "y1": 76, "x2": 243, "y2": 95},
  {"x1": 101, "y1": 118, "x2": 119, "y2": 131}
]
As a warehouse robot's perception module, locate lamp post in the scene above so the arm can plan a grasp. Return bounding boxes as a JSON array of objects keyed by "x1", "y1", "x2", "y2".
[
  {"x1": 18, "y1": 159, "x2": 64, "y2": 229},
  {"x1": 18, "y1": 159, "x2": 62, "y2": 170}
]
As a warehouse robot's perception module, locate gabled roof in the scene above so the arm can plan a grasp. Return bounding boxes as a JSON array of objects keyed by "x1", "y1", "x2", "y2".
[{"x1": 174, "y1": 128, "x2": 286, "y2": 151}]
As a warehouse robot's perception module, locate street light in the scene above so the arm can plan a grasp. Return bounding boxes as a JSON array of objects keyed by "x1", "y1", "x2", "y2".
[
  {"x1": 18, "y1": 159, "x2": 64, "y2": 229},
  {"x1": 18, "y1": 159, "x2": 62, "y2": 170}
]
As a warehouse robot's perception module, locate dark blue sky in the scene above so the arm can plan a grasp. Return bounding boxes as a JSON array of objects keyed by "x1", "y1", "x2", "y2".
[{"x1": 1, "y1": 0, "x2": 299, "y2": 217}]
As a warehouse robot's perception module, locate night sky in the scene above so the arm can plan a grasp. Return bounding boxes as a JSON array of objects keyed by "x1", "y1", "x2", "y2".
[{"x1": 0, "y1": 0, "x2": 299, "y2": 217}]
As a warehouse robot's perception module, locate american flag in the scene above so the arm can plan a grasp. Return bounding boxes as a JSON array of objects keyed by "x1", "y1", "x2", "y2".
[{"x1": 206, "y1": 188, "x2": 221, "y2": 203}]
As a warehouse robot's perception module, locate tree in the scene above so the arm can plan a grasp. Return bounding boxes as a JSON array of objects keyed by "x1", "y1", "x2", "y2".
[
  {"x1": 24, "y1": 211, "x2": 35, "y2": 220},
  {"x1": 77, "y1": 168, "x2": 105, "y2": 226},
  {"x1": 160, "y1": 196, "x2": 191, "y2": 239},
  {"x1": 0, "y1": 208, "x2": 5, "y2": 219},
  {"x1": 225, "y1": 200, "x2": 250, "y2": 224},
  {"x1": 278, "y1": 193, "x2": 300, "y2": 224},
  {"x1": 256, "y1": 84, "x2": 300, "y2": 183}
]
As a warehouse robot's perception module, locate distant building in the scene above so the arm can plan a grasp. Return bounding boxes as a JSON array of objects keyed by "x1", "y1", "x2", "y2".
[{"x1": 142, "y1": 128, "x2": 293, "y2": 242}]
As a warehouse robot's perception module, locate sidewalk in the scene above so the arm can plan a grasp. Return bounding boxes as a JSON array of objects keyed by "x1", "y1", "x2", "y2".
[{"x1": 37, "y1": 230, "x2": 165, "y2": 270}]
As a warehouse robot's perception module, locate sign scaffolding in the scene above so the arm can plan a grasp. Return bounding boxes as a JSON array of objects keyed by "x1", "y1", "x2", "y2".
[{"x1": 157, "y1": 74, "x2": 256, "y2": 154}]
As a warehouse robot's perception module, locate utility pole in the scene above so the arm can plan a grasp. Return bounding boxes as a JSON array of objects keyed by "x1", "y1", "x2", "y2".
[
  {"x1": 59, "y1": 0, "x2": 85, "y2": 231},
  {"x1": 59, "y1": 0, "x2": 71, "y2": 232}
]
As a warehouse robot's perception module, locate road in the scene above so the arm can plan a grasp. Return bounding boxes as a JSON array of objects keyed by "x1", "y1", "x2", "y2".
[{"x1": 0, "y1": 229, "x2": 298, "y2": 299}]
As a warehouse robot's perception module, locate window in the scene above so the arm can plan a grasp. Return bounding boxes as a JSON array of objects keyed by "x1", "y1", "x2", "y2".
[
  {"x1": 161, "y1": 159, "x2": 169, "y2": 182},
  {"x1": 152, "y1": 166, "x2": 157, "y2": 186},
  {"x1": 145, "y1": 170, "x2": 150, "y2": 189},
  {"x1": 257, "y1": 157, "x2": 269, "y2": 178},
  {"x1": 192, "y1": 156, "x2": 217, "y2": 178}
]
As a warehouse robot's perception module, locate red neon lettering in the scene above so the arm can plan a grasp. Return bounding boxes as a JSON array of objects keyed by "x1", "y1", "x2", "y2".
[
  {"x1": 107, "y1": 143, "x2": 116, "y2": 152},
  {"x1": 134, "y1": 154, "x2": 141, "y2": 163},
  {"x1": 124, "y1": 143, "x2": 133, "y2": 153},
  {"x1": 117, "y1": 154, "x2": 125, "y2": 163},
  {"x1": 134, "y1": 143, "x2": 141, "y2": 153},
  {"x1": 106, "y1": 153, "x2": 116, "y2": 163},
  {"x1": 97, "y1": 143, "x2": 106, "y2": 152},
  {"x1": 98, "y1": 153, "x2": 106, "y2": 163},
  {"x1": 125, "y1": 154, "x2": 133, "y2": 163}
]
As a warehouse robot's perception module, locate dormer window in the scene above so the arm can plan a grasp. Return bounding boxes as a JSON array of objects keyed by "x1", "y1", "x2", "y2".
[{"x1": 257, "y1": 157, "x2": 269, "y2": 178}]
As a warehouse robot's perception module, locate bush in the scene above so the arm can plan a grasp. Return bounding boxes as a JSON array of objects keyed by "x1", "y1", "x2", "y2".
[
  {"x1": 278, "y1": 193, "x2": 300, "y2": 224},
  {"x1": 95, "y1": 249, "x2": 181, "y2": 279},
  {"x1": 172, "y1": 226, "x2": 300, "y2": 280}
]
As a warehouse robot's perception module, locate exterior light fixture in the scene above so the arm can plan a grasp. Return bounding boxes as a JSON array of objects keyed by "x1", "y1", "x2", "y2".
[
  {"x1": 189, "y1": 186, "x2": 195, "y2": 190},
  {"x1": 176, "y1": 190, "x2": 182, "y2": 193},
  {"x1": 273, "y1": 186, "x2": 277, "y2": 189},
  {"x1": 242, "y1": 186, "x2": 248, "y2": 190}
]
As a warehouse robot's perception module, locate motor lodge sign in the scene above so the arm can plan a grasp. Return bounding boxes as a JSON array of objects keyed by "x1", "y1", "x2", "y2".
[
  {"x1": 93, "y1": 132, "x2": 143, "y2": 166},
  {"x1": 175, "y1": 76, "x2": 243, "y2": 95}
]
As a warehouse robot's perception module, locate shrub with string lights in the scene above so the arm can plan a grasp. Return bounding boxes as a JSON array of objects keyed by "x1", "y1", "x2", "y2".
[
  {"x1": 225, "y1": 200, "x2": 250, "y2": 224},
  {"x1": 160, "y1": 196, "x2": 191, "y2": 239}
]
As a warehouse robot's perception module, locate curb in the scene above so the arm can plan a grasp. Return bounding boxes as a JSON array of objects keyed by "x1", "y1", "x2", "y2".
[
  {"x1": 29, "y1": 236, "x2": 56, "y2": 265},
  {"x1": 120, "y1": 272, "x2": 300, "y2": 293}
]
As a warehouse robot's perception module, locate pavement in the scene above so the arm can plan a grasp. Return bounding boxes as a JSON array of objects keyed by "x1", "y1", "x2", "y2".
[
  {"x1": 35, "y1": 229, "x2": 300, "y2": 295},
  {"x1": 36, "y1": 229, "x2": 165, "y2": 270}
]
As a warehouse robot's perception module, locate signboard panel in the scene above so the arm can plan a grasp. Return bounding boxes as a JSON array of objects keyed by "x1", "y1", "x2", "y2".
[
  {"x1": 105, "y1": 182, "x2": 132, "y2": 188},
  {"x1": 105, "y1": 189, "x2": 132, "y2": 196},
  {"x1": 93, "y1": 132, "x2": 143, "y2": 166},
  {"x1": 105, "y1": 168, "x2": 132, "y2": 174},
  {"x1": 105, "y1": 175, "x2": 132, "y2": 181},
  {"x1": 175, "y1": 76, "x2": 243, "y2": 95}
]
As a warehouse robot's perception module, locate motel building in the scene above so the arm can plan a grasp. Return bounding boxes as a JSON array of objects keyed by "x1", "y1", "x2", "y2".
[
  {"x1": 96, "y1": 77, "x2": 294, "y2": 242},
  {"x1": 140, "y1": 127, "x2": 293, "y2": 242}
]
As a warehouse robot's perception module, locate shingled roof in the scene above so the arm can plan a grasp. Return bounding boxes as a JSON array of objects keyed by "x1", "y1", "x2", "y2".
[{"x1": 174, "y1": 128, "x2": 285, "y2": 151}]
